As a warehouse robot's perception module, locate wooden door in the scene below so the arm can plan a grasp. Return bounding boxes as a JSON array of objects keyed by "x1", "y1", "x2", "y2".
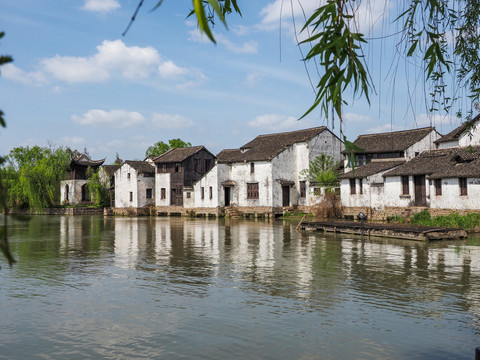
[
  {"x1": 224, "y1": 187, "x2": 231, "y2": 206},
  {"x1": 282, "y1": 186, "x2": 290, "y2": 207},
  {"x1": 414, "y1": 175, "x2": 426, "y2": 206}
]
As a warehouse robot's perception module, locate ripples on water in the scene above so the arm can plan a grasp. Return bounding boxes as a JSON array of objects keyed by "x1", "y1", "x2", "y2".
[{"x1": 1, "y1": 215, "x2": 479, "y2": 359}]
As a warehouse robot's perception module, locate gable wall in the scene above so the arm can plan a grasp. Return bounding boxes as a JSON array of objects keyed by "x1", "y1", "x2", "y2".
[
  {"x1": 155, "y1": 173, "x2": 171, "y2": 207},
  {"x1": 115, "y1": 164, "x2": 139, "y2": 208},
  {"x1": 459, "y1": 125, "x2": 480, "y2": 147},
  {"x1": 405, "y1": 130, "x2": 440, "y2": 160}
]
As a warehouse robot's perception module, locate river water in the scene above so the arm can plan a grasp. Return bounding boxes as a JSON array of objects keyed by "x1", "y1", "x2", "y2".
[{"x1": 1, "y1": 215, "x2": 479, "y2": 359}]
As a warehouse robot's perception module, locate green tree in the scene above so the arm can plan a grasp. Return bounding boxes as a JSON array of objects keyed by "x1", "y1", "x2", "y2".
[
  {"x1": 0, "y1": 31, "x2": 14, "y2": 266},
  {"x1": 301, "y1": 154, "x2": 340, "y2": 193},
  {"x1": 145, "y1": 138, "x2": 192, "y2": 158},
  {"x1": 87, "y1": 171, "x2": 110, "y2": 207},
  {"x1": 1, "y1": 146, "x2": 71, "y2": 211}
]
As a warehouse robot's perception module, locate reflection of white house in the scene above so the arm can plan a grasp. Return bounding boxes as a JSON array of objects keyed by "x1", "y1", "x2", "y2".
[
  {"x1": 340, "y1": 127, "x2": 440, "y2": 219},
  {"x1": 114, "y1": 160, "x2": 155, "y2": 214},
  {"x1": 60, "y1": 154, "x2": 105, "y2": 205},
  {"x1": 185, "y1": 127, "x2": 344, "y2": 217}
]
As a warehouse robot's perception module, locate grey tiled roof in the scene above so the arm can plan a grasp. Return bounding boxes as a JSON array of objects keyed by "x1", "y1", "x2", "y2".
[
  {"x1": 153, "y1": 146, "x2": 211, "y2": 163},
  {"x1": 383, "y1": 146, "x2": 480, "y2": 179},
  {"x1": 349, "y1": 127, "x2": 436, "y2": 154},
  {"x1": 217, "y1": 127, "x2": 329, "y2": 163},
  {"x1": 125, "y1": 160, "x2": 155, "y2": 173},
  {"x1": 339, "y1": 160, "x2": 405, "y2": 179}
]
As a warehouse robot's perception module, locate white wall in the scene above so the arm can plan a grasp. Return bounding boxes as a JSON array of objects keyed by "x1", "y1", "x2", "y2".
[
  {"x1": 458, "y1": 124, "x2": 480, "y2": 147},
  {"x1": 60, "y1": 179, "x2": 87, "y2": 205},
  {"x1": 228, "y1": 161, "x2": 273, "y2": 207},
  {"x1": 429, "y1": 177, "x2": 480, "y2": 210},
  {"x1": 383, "y1": 176, "x2": 414, "y2": 207},
  {"x1": 189, "y1": 165, "x2": 220, "y2": 209},
  {"x1": 155, "y1": 173, "x2": 171, "y2": 207},
  {"x1": 115, "y1": 164, "x2": 138, "y2": 208},
  {"x1": 405, "y1": 130, "x2": 440, "y2": 160},
  {"x1": 437, "y1": 140, "x2": 459, "y2": 149}
]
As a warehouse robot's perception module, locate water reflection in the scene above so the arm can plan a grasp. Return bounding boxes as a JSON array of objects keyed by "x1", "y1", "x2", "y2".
[{"x1": 2, "y1": 215, "x2": 480, "y2": 359}]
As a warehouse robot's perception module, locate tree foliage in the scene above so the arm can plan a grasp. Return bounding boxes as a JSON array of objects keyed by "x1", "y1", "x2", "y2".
[
  {"x1": 145, "y1": 138, "x2": 192, "y2": 158},
  {"x1": 87, "y1": 171, "x2": 110, "y2": 207},
  {"x1": 1, "y1": 146, "x2": 71, "y2": 210},
  {"x1": 0, "y1": 31, "x2": 14, "y2": 267},
  {"x1": 301, "y1": 154, "x2": 340, "y2": 192}
]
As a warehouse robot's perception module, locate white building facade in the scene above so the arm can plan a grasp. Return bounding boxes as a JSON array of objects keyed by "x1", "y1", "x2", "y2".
[{"x1": 186, "y1": 127, "x2": 344, "y2": 216}]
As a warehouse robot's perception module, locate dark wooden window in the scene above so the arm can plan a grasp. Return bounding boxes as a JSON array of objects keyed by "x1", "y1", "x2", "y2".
[
  {"x1": 299, "y1": 181, "x2": 306, "y2": 198},
  {"x1": 194, "y1": 159, "x2": 198, "y2": 173},
  {"x1": 314, "y1": 187, "x2": 321, "y2": 196},
  {"x1": 209, "y1": 186, "x2": 213, "y2": 200},
  {"x1": 127, "y1": 173, "x2": 130, "y2": 179},
  {"x1": 175, "y1": 163, "x2": 180, "y2": 173},
  {"x1": 201, "y1": 187, "x2": 205, "y2": 200},
  {"x1": 186, "y1": 192, "x2": 191, "y2": 199},
  {"x1": 161, "y1": 188, "x2": 166, "y2": 199},
  {"x1": 359, "y1": 179, "x2": 363, "y2": 195},
  {"x1": 350, "y1": 178, "x2": 356, "y2": 195},
  {"x1": 129, "y1": 192, "x2": 133, "y2": 202},
  {"x1": 459, "y1": 177, "x2": 468, "y2": 196},
  {"x1": 435, "y1": 179, "x2": 442, "y2": 196},
  {"x1": 250, "y1": 162, "x2": 255, "y2": 174},
  {"x1": 247, "y1": 183, "x2": 259, "y2": 199},
  {"x1": 205, "y1": 159, "x2": 212, "y2": 172},
  {"x1": 402, "y1": 176, "x2": 409, "y2": 195},
  {"x1": 146, "y1": 188, "x2": 152, "y2": 199}
]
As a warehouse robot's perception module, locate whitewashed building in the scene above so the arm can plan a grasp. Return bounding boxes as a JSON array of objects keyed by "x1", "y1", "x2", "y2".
[
  {"x1": 435, "y1": 114, "x2": 480, "y2": 149},
  {"x1": 382, "y1": 146, "x2": 480, "y2": 214},
  {"x1": 114, "y1": 160, "x2": 155, "y2": 214},
  {"x1": 154, "y1": 146, "x2": 216, "y2": 211},
  {"x1": 340, "y1": 127, "x2": 440, "y2": 219},
  {"x1": 60, "y1": 154, "x2": 105, "y2": 205},
  {"x1": 186, "y1": 127, "x2": 344, "y2": 217}
]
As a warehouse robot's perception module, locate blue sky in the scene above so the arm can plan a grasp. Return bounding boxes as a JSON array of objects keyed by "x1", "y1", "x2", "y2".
[{"x1": 0, "y1": 0, "x2": 467, "y2": 163}]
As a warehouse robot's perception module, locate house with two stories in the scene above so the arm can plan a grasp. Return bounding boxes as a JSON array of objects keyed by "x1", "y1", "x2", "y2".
[
  {"x1": 340, "y1": 127, "x2": 440, "y2": 219},
  {"x1": 113, "y1": 160, "x2": 156, "y2": 215},
  {"x1": 154, "y1": 146, "x2": 216, "y2": 213},
  {"x1": 185, "y1": 127, "x2": 344, "y2": 217},
  {"x1": 60, "y1": 154, "x2": 105, "y2": 205}
]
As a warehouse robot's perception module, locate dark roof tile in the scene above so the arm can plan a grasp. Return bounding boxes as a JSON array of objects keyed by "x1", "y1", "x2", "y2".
[
  {"x1": 217, "y1": 127, "x2": 329, "y2": 163},
  {"x1": 339, "y1": 160, "x2": 405, "y2": 179},
  {"x1": 350, "y1": 127, "x2": 436, "y2": 154},
  {"x1": 153, "y1": 146, "x2": 212, "y2": 163}
]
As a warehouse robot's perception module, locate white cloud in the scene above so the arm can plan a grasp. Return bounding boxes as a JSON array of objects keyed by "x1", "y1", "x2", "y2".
[
  {"x1": 61, "y1": 136, "x2": 85, "y2": 145},
  {"x1": 72, "y1": 109, "x2": 146, "y2": 128},
  {"x1": 151, "y1": 113, "x2": 194, "y2": 129},
  {"x1": 1, "y1": 63, "x2": 47, "y2": 86},
  {"x1": 259, "y1": 0, "x2": 390, "y2": 36},
  {"x1": 188, "y1": 29, "x2": 258, "y2": 54},
  {"x1": 248, "y1": 114, "x2": 307, "y2": 131},
  {"x1": 414, "y1": 113, "x2": 456, "y2": 127},
  {"x1": 41, "y1": 40, "x2": 161, "y2": 83},
  {"x1": 344, "y1": 112, "x2": 372, "y2": 123},
  {"x1": 82, "y1": 0, "x2": 120, "y2": 13},
  {"x1": 158, "y1": 60, "x2": 188, "y2": 79},
  {"x1": 366, "y1": 123, "x2": 404, "y2": 133}
]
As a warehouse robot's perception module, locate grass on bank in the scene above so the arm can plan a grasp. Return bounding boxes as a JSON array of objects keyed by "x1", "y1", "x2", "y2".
[{"x1": 388, "y1": 210, "x2": 480, "y2": 230}]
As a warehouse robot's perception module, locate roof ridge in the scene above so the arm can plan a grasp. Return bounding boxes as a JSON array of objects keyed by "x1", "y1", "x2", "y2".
[{"x1": 358, "y1": 127, "x2": 433, "y2": 138}]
